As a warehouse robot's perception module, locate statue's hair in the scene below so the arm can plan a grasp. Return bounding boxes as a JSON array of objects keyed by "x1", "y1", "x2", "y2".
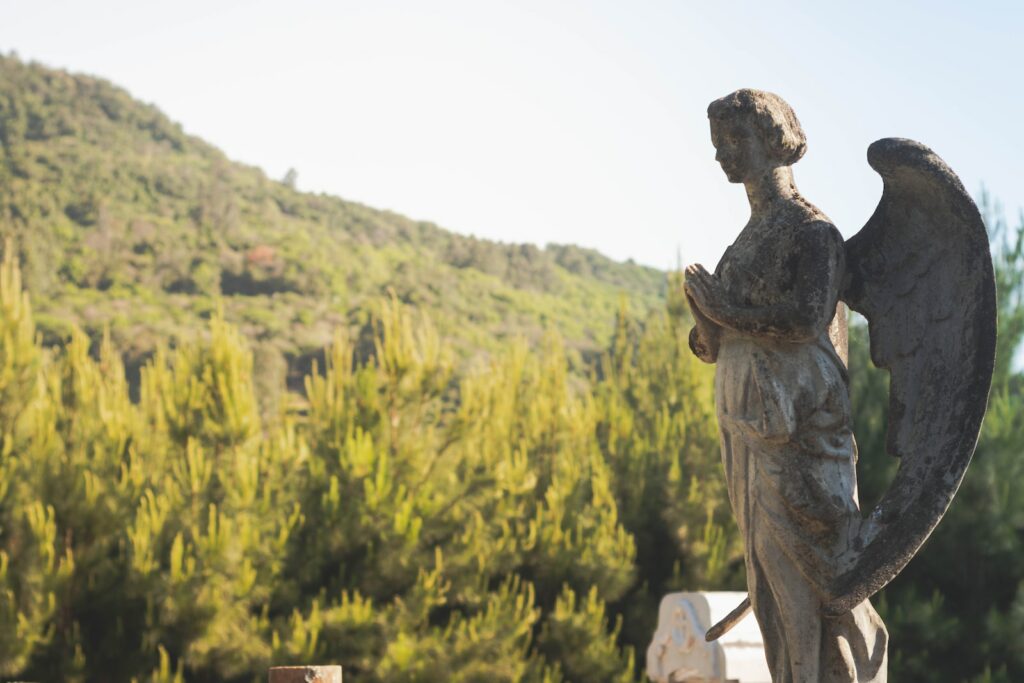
[{"x1": 707, "y1": 89, "x2": 807, "y2": 166}]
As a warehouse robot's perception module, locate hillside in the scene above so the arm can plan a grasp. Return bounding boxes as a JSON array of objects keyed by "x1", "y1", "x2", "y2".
[{"x1": 0, "y1": 54, "x2": 666, "y2": 395}]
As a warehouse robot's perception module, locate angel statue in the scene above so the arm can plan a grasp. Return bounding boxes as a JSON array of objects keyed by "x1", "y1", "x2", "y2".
[{"x1": 684, "y1": 88, "x2": 996, "y2": 682}]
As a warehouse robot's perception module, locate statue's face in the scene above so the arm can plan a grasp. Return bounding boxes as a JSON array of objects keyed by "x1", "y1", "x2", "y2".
[{"x1": 710, "y1": 117, "x2": 768, "y2": 184}]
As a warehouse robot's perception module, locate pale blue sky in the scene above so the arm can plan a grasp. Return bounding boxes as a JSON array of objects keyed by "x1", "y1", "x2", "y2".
[{"x1": 3, "y1": 1, "x2": 1022, "y2": 270}]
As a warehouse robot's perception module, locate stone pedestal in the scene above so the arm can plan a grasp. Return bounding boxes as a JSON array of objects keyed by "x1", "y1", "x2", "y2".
[
  {"x1": 646, "y1": 592, "x2": 769, "y2": 683},
  {"x1": 269, "y1": 665, "x2": 342, "y2": 683}
]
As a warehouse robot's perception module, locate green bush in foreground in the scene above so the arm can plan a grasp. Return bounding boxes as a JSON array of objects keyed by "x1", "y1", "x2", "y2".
[{"x1": 0, "y1": 248, "x2": 734, "y2": 682}]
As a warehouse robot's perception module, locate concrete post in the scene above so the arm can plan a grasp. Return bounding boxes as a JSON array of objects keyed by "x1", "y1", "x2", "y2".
[{"x1": 268, "y1": 665, "x2": 342, "y2": 683}]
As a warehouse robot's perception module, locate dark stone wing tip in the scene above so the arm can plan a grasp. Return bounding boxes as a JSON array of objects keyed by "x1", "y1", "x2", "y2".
[{"x1": 867, "y1": 137, "x2": 968, "y2": 197}]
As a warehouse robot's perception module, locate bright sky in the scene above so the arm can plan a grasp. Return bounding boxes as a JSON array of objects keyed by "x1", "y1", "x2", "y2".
[{"x1": 3, "y1": 0, "x2": 1022, "y2": 270}]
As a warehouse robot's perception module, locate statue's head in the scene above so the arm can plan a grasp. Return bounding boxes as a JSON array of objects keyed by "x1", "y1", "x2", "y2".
[{"x1": 707, "y1": 89, "x2": 806, "y2": 183}]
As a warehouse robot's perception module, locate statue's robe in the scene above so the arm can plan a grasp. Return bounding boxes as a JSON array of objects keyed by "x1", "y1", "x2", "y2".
[{"x1": 709, "y1": 207, "x2": 888, "y2": 682}]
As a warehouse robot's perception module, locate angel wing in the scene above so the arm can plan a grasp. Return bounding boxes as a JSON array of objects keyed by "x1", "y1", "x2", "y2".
[{"x1": 826, "y1": 137, "x2": 997, "y2": 615}]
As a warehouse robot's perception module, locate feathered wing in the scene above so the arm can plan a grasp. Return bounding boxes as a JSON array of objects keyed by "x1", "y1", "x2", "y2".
[{"x1": 827, "y1": 138, "x2": 997, "y2": 616}]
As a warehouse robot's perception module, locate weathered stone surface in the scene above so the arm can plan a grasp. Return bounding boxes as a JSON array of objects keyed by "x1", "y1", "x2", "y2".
[
  {"x1": 684, "y1": 88, "x2": 995, "y2": 682},
  {"x1": 829, "y1": 136, "x2": 997, "y2": 615},
  {"x1": 268, "y1": 665, "x2": 342, "y2": 683}
]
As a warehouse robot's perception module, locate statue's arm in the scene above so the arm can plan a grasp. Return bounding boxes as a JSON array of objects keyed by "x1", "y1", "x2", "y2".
[
  {"x1": 688, "y1": 292, "x2": 721, "y2": 363},
  {"x1": 688, "y1": 223, "x2": 843, "y2": 343}
]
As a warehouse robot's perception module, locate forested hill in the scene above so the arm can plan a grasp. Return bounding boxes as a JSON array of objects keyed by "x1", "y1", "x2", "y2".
[{"x1": 0, "y1": 54, "x2": 665, "y2": 390}]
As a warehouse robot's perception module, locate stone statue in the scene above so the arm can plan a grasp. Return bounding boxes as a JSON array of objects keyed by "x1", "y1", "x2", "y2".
[{"x1": 684, "y1": 89, "x2": 996, "y2": 682}]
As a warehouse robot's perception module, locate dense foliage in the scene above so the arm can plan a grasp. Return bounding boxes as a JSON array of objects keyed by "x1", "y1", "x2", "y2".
[
  {"x1": 0, "y1": 54, "x2": 664, "y2": 403},
  {"x1": 1, "y1": 53, "x2": 1022, "y2": 683},
  {"x1": 0, "y1": 248, "x2": 738, "y2": 681}
]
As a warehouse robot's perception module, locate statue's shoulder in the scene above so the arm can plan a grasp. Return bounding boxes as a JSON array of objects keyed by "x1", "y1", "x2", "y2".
[{"x1": 779, "y1": 199, "x2": 844, "y2": 255}]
